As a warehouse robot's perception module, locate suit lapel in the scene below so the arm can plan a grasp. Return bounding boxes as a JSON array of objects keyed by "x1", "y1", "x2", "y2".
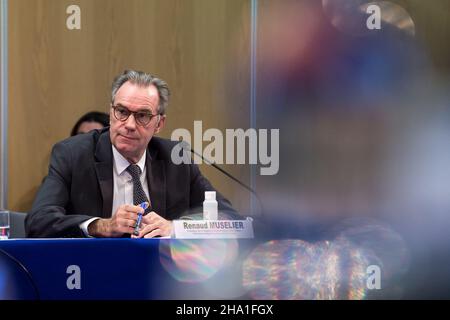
[
  {"x1": 93, "y1": 131, "x2": 167, "y2": 219},
  {"x1": 94, "y1": 130, "x2": 114, "y2": 218},
  {"x1": 146, "y1": 145, "x2": 166, "y2": 218}
]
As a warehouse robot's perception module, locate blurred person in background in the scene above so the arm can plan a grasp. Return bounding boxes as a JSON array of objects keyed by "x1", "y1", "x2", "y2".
[{"x1": 70, "y1": 111, "x2": 109, "y2": 136}]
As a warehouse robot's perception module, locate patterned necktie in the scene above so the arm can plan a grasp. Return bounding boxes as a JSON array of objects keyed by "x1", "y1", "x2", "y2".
[{"x1": 126, "y1": 164, "x2": 151, "y2": 214}]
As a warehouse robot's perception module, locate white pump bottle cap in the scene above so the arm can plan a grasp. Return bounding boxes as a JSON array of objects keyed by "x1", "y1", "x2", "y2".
[{"x1": 205, "y1": 191, "x2": 216, "y2": 201}]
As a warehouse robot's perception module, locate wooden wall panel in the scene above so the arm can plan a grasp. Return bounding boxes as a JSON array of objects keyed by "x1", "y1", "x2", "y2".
[{"x1": 8, "y1": 0, "x2": 251, "y2": 214}]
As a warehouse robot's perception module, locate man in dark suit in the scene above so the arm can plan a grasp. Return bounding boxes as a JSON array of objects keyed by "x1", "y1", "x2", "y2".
[{"x1": 26, "y1": 70, "x2": 236, "y2": 238}]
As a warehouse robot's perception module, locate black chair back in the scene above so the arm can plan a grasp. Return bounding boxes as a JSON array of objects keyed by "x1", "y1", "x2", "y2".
[{"x1": 9, "y1": 211, "x2": 26, "y2": 238}]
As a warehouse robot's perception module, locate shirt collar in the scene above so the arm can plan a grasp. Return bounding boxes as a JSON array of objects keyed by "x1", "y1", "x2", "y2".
[{"x1": 112, "y1": 145, "x2": 146, "y2": 176}]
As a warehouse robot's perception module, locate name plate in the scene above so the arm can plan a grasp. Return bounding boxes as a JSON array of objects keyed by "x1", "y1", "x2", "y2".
[{"x1": 173, "y1": 219, "x2": 254, "y2": 239}]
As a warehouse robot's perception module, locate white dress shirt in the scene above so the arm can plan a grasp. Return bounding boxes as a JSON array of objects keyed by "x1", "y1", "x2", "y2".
[{"x1": 80, "y1": 145, "x2": 150, "y2": 236}]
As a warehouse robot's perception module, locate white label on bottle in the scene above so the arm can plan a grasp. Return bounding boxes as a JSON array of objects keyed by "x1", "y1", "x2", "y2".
[{"x1": 204, "y1": 209, "x2": 217, "y2": 220}]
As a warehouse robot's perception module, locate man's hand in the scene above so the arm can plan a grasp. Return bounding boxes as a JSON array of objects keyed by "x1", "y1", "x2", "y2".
[
  {"x1": 131, "y1": 211, "x2": 173, "y2": 238},
  {"x1": 88, "y1": 204, "x2": 144, "y2": 237}
]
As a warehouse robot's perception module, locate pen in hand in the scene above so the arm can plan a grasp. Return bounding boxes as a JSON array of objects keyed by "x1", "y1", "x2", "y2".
[{"x1": 133, "y1": 202, "x2": 149, "y2": 236}]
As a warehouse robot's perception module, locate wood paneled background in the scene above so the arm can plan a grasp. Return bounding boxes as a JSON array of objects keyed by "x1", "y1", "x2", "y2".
[{"x1": 8, "y1": 0, "x2": 251, "y2": 213}]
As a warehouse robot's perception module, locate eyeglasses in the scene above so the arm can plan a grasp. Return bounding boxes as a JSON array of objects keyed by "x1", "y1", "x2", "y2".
[{"x1": 112, "y1": 105, "x2": 160, "y2": 126}]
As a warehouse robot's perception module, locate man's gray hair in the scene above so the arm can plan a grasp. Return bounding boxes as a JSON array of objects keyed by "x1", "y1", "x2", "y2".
[{"x1": 111, "y1": 70, "x2": 170, "y2": 115}]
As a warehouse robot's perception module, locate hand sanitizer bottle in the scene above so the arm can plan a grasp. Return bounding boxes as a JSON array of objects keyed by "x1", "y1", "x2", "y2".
[{"x1": 203, "y1": 191, "x2": 218, "y2": 220}]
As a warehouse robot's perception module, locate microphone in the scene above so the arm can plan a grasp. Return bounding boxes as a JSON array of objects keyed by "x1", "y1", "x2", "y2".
[{"x1": 177, "y1": 141, "x2": 264, "y2": 218}]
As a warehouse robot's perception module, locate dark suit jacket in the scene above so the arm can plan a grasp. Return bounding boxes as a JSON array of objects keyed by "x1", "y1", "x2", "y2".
[{"x1": 26, "y1": 128, "x2": 237, "y2": 238}]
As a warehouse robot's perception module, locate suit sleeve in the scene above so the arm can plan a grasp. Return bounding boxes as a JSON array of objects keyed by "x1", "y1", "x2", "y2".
[
  {"x1": 25, "y1": 142, "x2": 94, "y2": 238},
  {"x1": 188, "y1": 163, "x2": 242, "y2": 220}
]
